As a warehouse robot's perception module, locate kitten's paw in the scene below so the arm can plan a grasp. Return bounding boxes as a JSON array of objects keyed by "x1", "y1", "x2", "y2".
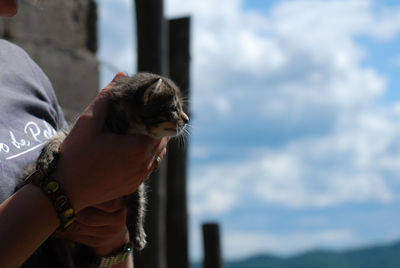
[{"x1": 135, "y1": 227, "x2": 147, "y2": 250}]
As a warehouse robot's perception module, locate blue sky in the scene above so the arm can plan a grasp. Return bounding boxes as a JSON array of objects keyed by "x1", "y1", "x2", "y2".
[{"x1": 97, "y1": 0, "x2": 400, "y2": 262}]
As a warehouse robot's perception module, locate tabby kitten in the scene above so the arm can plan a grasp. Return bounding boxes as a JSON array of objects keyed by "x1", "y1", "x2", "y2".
[
  {"x1": 105, "y1": 72, "x2": 189, "y2": 249},
  {"x1": 24, "y1": 72, "x2": 189, "y2": 267}
]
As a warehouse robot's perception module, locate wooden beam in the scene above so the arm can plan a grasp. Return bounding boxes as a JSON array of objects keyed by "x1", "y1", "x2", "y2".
[
  {"x1": 202, "y1": 223, "x2": 223, "y2": 268},
  {"x1": 135, "y1": 0, "x2": 167, "y2": 74},
  {"x1": 134, "y1": 0, "x2": 167, "y2": 267},
  {"x1": 166, "y1": 16, "x2": 191, "y2": 268}
]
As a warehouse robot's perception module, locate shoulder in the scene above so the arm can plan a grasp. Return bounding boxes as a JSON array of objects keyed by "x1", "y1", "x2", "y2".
[
  {"x1": 0, "y1": 38, "x2": 44, "y2": 71},
  {"x1": 0, "y1": 38, "x2": 21, "y2": 49},
  {"x1": 0, "y1": 38, "x2": 46, "y2": 83},
  {"x1": 0, "y1": 39, "x2": 51, "y2": 83},
  {"x1": 0, "y1": 38, "x2": 21, "y2": 50},
  {"x1": 0, "y1": 38, "x2": 32, "y2": 61},
  {"x1": 0, "y1": 38, "x2": 67, "y2": 129}
]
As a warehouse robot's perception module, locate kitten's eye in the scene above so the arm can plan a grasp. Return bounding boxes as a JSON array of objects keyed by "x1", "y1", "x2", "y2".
[{"x1": 169, "y1": 105, "x2": 178, "y2": 113}]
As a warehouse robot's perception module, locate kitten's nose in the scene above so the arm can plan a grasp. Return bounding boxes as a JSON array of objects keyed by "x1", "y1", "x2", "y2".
[{"x1": 182, "y1": 112, "x2": 189, "y2": 124}]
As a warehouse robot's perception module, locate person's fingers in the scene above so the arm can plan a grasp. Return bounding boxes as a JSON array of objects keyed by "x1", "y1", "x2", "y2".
[
  {"x1": 62, "y1": 234, "x2": 119, "y2": 248},
  {"x1": 56, "y1": 200, "x2": 129, "y2": 248},
  {"x1": 147, "y1": 137, "x2": 170, "y2": 170},
  {"x1": 75, "y1": 207, "x2": 127, "y2": 227},
  {"x1": 74, "y1": 72, "x2": 128, "y2": 135},
  {"x1": 58, "y1": 230, "x2": 124, "y2": 248},
  {"x1": 92, "y1": 198, "x2": 125, "y2": 213},
  {"x1": 149, "y1": 147, "x2": 167, "y2": 172},
  {"x1": 66, "y1": 221, "x2": 125, "y2": 237},
  {"x1": 155, "y1": 137, "x2": 170, "y2": 155},
  {"x1": 115, "y1": 134, "x2": 158, "y2": 155}
]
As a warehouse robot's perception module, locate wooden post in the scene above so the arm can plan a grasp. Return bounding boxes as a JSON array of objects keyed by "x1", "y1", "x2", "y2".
[
  {"x1": 202, "y1": 223, "x2": 223, "y2": 268},
  {"x1": 135, "y1": 0, "x2": 167, "y2": 74},
  {"x1": 166, "y1": 17, "x2": 191, "y2": 268},
  {"x1": 134, "y1": 0, "x2": 168, "y2": 268}
]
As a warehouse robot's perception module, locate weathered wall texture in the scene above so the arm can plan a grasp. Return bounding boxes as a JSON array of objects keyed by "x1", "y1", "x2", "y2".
[{"x1": 0, "y1": 0, "x2": 99, "y2": 122}]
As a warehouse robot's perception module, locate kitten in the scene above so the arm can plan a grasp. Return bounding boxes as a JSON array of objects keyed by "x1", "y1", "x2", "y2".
[
  {"x1": 23, "y1": 72, "x2": 189, "y2": 267},
  {"x1": 105, "y1": 72, "x2": 189, "y2": 250}
]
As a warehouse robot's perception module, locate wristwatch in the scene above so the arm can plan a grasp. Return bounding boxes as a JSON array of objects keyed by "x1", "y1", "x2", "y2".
[{"x1": 91, "y1": 242, "x2": 133, "y2": 267}]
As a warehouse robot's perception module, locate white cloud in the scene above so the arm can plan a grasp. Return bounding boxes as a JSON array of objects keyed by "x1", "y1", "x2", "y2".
[
  {"x1": 189, "y1": 104, "x2": 400, "y2": 214},
  {"x1": 190, "y1": 163, "x2": 244, "y2": 214},
  {"x1": 190, "y1": 145, "x2": 210, "y2": 159},
  {"x1": 166, "y1": 0, "x2": 398, "y2": 125},
  {"x1": 98, "y1": 0, "x2": 400, "y2": 260},
  {"x1": 368, "y1": 8, "x2": 400, "y2": 40},
  {"x1": 190, "y1": 118, "x2": 397, "y2": 214},
  {"x1": 213, "y1": 97, "x2": 232, "y2": 115},
  {"x1": 166, "y1": 0, "x2": 400, "y2": 213},
  {"x1": 165, "y1": 0, "x2": 400, "y2": 258},
  {"x1": 97, "y1": 0, "x2": 136, "y2": 88}
]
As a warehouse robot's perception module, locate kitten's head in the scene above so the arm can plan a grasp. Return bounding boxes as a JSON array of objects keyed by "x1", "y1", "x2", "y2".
[{"x1": 107, "y1": 73, "x2": 189, "y2": 139}]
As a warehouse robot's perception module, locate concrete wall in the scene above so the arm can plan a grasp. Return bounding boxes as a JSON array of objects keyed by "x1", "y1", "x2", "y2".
[{"x1": 0, "y1": 0, "x2": 99, "y2": 122}]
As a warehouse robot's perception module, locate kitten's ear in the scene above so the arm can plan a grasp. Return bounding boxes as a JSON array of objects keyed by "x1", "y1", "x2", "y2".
[
  {"x1": 153, "y1": 78, "x2": 163, "y2": 94},
  {"x1": 143, "y1": 78, "x2": 163, "y2": 103}
]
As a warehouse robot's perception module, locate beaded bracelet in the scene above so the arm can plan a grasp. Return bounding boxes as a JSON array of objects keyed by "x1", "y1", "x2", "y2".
[
  {"x1": 25, "y1": 170, "x2": 76, "y2": 230},
  {"x1": 24, "y1": 152, "x2": 76, "y2": 230},
  {"x1": 39, "y1": 177, "x2": 76, "y2": 229}
]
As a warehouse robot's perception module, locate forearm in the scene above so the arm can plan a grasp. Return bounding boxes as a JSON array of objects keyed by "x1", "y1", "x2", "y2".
[{"x1": 0, "y1": 183, "x2": 60, "y2": 268}]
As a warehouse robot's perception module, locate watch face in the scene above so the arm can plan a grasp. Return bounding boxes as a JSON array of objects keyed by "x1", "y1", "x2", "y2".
[{"x1": 125, "y1": 243, "x2": 133, "y2": 252}]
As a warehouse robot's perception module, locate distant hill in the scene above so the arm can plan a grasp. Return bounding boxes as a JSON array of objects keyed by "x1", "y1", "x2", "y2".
[{"x1": 192, "y1": 241, "x2": 400, "y2": 268}]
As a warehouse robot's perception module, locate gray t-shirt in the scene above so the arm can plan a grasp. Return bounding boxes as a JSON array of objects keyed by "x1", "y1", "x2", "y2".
[{"x1": 0, "y1": 39, "x2": 66, "y2": 202}]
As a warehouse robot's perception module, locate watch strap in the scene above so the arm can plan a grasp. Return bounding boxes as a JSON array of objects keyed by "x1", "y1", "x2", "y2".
[{"x1": 91, "y1": 242, "x2": 133, "y2": 267}]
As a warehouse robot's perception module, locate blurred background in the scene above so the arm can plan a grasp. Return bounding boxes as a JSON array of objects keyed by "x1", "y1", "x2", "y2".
[
  {"x1": 98, "y1": 0, "x2": 400, "y2": 263},
  {"x1": 4, "y1": 0, "x2": 400, "y2": 267}
]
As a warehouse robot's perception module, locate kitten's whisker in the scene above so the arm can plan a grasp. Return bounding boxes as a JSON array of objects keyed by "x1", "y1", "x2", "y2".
[
  {"x1": 172, "y1": 126, "x2": 187, "y2": 149},
  {"x1": 182, "y1": 102, "x2": 192, "y2": 109},
  {"x1": 184, "y1": 124, "x2": 192, "y2": 135},
  {"x1": 178, "y1": 125, "x2": 191, "y2": 148},
  {"x1": 183, "y1": 128, "x2": 190, "y2": 138},
  {"x1": 181, "y1": 97, "x2": 192, "y2": 105}
]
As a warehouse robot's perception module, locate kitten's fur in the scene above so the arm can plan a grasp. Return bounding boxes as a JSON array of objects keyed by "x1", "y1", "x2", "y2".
[{"x1": 22, "y1": 72, "x2": 189, "y2": 267}]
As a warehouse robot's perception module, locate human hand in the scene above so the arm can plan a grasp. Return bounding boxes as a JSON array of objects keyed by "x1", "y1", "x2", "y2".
[
  {"x1": 57, "y1": 198, "x2": 130, "y2": 256},
  {"x1": 53, "y1": 73, "x2": 168, "y2": 212}
]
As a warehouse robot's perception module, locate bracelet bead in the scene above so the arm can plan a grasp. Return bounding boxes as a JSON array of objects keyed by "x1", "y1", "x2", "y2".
[
  {"x1": 40, "y1": 178, "x2": 76, "y2": 229},
  {"x1": 25, "y1": 170, "x2": 76, "y2": 230}
]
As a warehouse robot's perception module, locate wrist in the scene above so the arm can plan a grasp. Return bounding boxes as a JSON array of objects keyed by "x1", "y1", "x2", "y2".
[
  {"x1": 25, "y1": 169, "x2": 76, "y2": 230},
  {"x1": 89, "y1": 229, "x2": 133, "y2": 268},
  {"x1": 92, "y1": 227, "x2": 130, "y2": 256},
  {"x1": 90, "y1": 241, "x2": 133, "y2": 268},
  {"x1": 52, "y1": 166, "x2": 85, "y2": 213}
]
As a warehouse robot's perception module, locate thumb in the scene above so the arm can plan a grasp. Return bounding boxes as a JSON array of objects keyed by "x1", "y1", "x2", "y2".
[
  {"x1": 111, "y1": 72, "x2": 128, "y2": 82},
  {"x1": 74, "y1": 72, "x2": 128, "y2": 135}
]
